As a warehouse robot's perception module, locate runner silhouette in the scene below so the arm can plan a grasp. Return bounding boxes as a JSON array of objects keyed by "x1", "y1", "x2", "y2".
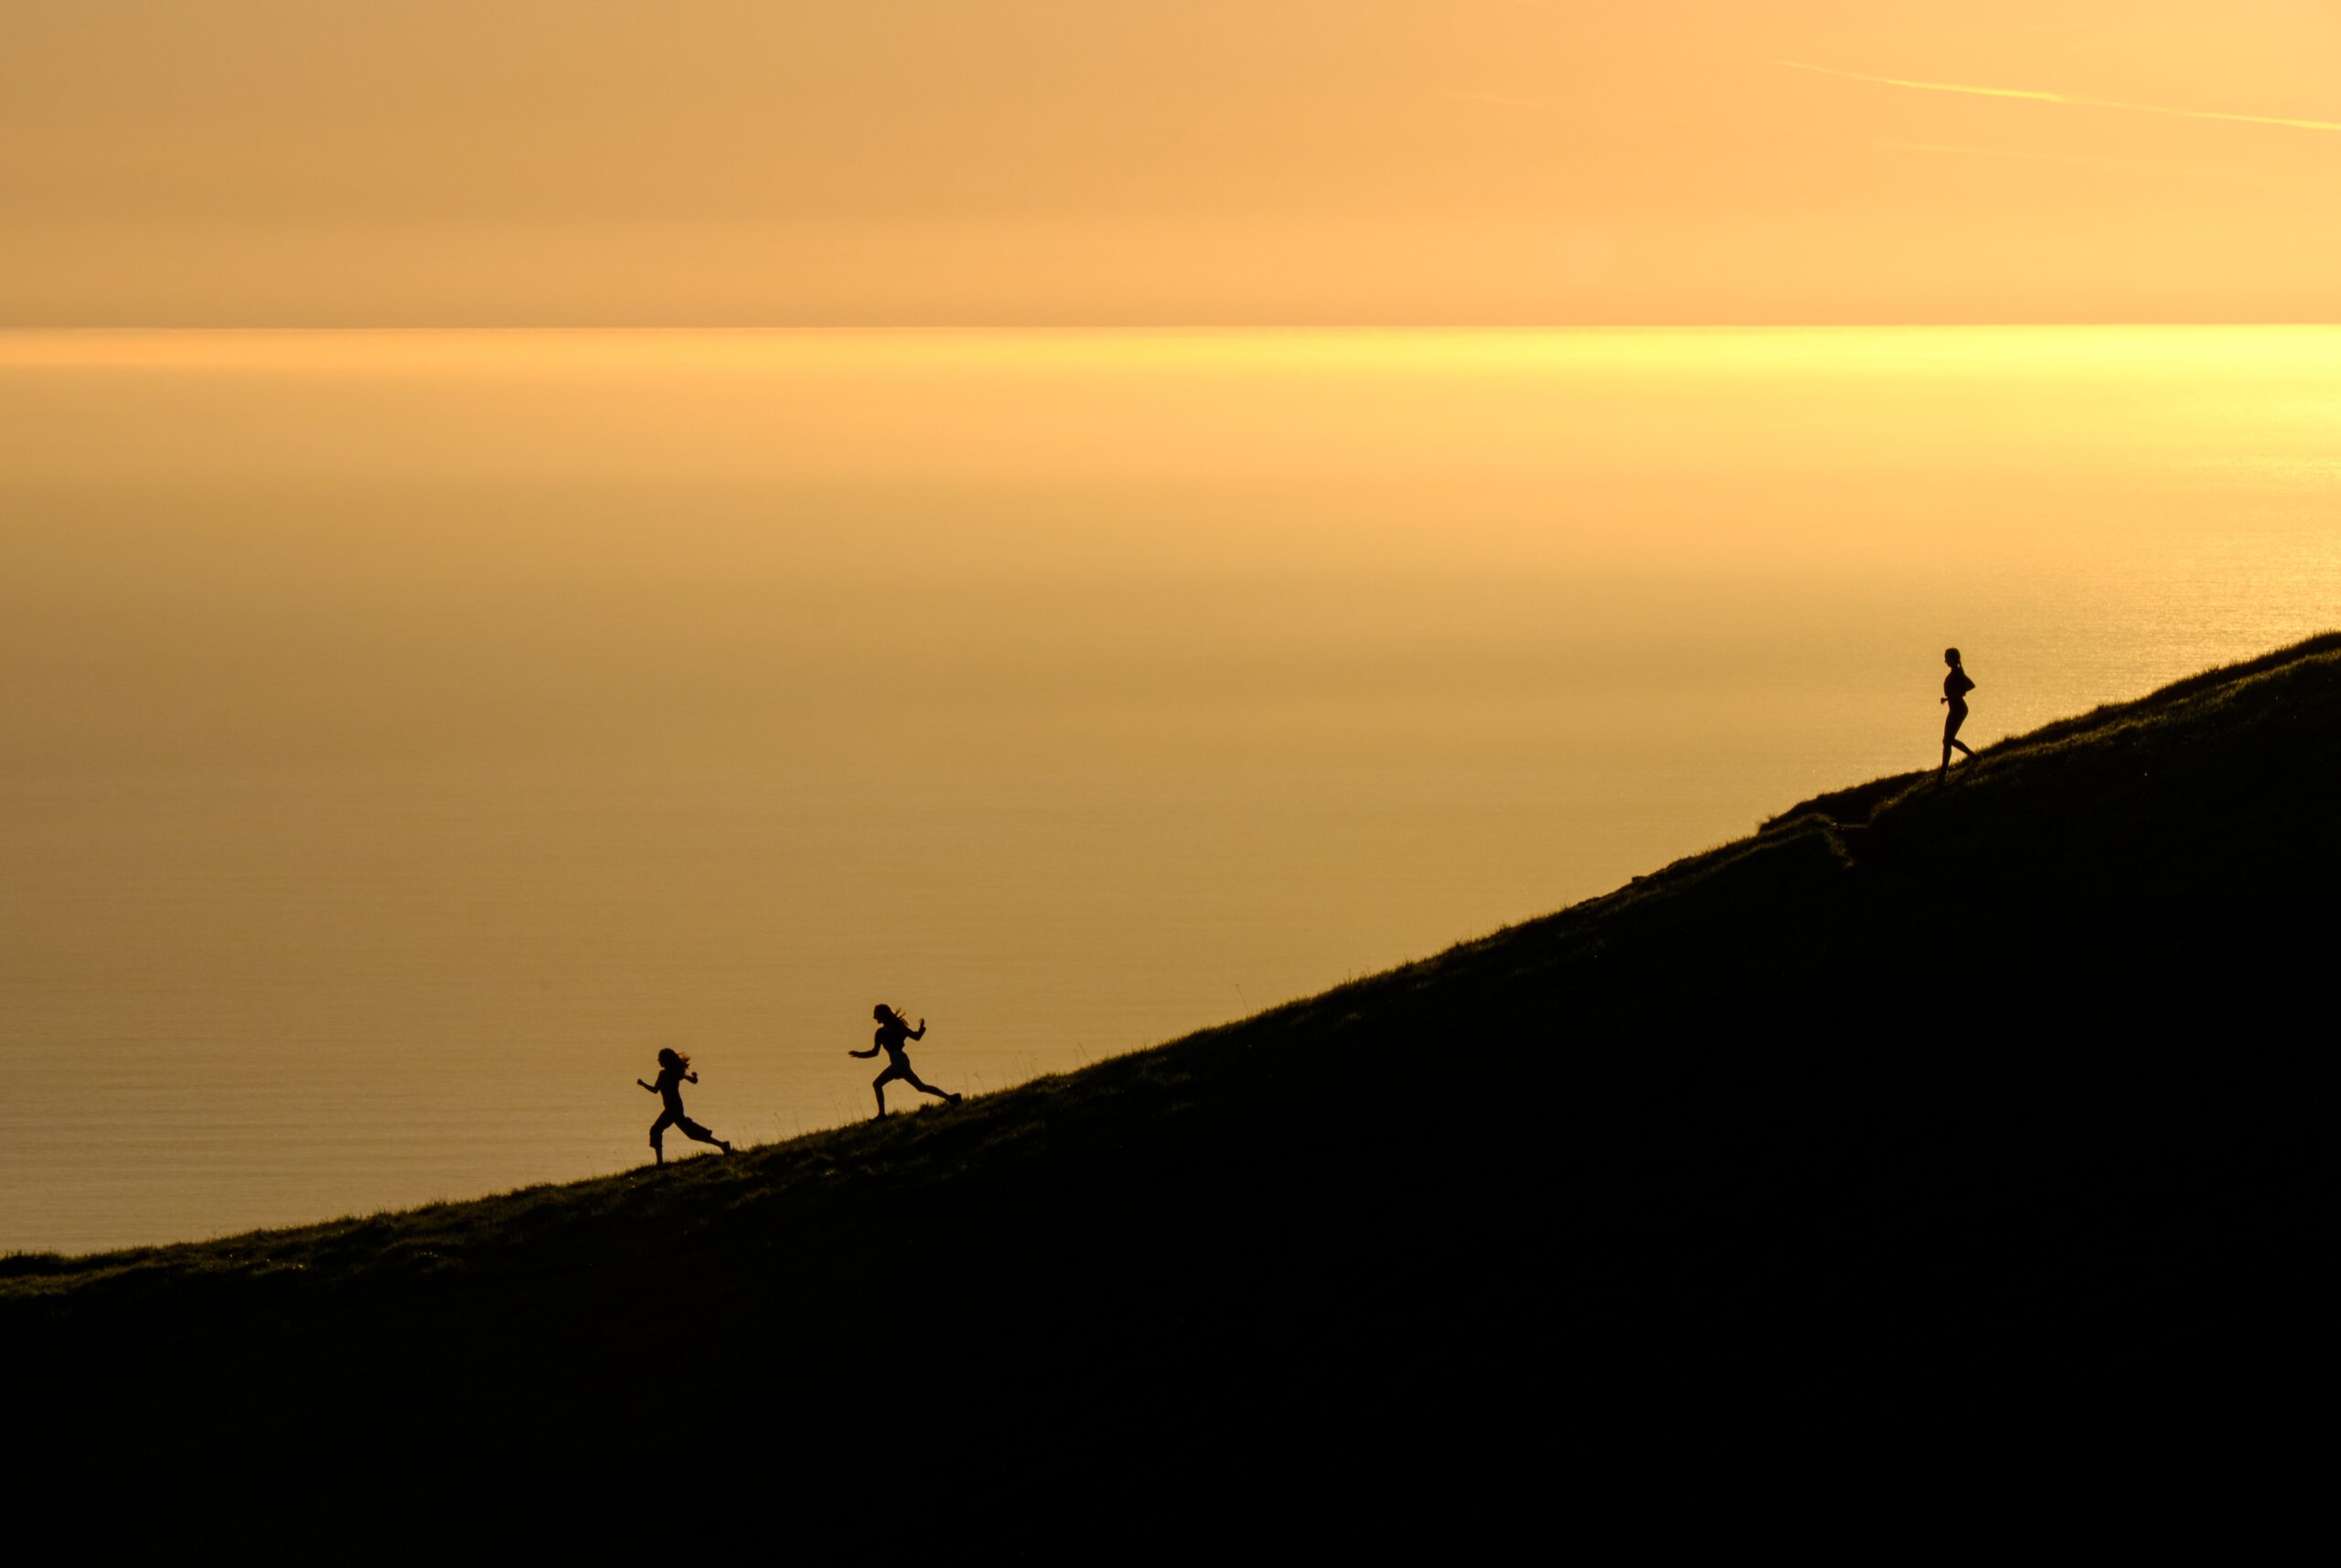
[
  {"x1": 636, "y1": 1048, "x2": 732, "y2": 1165},
  {"x1": 852, "y1": 1005, "x2": 962, "y2": 1119},
  {"x1": 1940, "y1": 646, "x2": 1978, "y2": 779}
]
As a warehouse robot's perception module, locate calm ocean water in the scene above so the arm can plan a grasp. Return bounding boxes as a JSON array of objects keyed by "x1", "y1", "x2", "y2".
[{"x1": 5, "y1": 327, "x2": 2336, "y2": 1254}]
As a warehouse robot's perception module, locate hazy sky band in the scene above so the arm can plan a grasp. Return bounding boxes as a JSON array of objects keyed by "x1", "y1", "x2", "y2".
[{"x1": 6, "y1": 1, "x2": 2340, "y2": 325}]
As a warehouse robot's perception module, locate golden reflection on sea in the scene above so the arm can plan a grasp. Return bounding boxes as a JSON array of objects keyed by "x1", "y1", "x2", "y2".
[{"x1": 2, "y1": 327, "x2": 2335, "y2": 1252}]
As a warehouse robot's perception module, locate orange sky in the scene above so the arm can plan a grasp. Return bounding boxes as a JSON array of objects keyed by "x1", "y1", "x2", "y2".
[{"x1": 5, "y1": 1, "x2": 2338, "y2": 324}]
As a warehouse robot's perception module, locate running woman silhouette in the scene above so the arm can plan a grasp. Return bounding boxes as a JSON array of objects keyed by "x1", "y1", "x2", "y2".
[
  {"x1": 637, "y1": 1048, "x2": 732, "y2": 1165},
  {"x1": 852, "y1": 1005, "x2": 962, "y2": 1120},
  {"x1": 1940, "y1": 646, "x2": 1978, "y2": 779}
]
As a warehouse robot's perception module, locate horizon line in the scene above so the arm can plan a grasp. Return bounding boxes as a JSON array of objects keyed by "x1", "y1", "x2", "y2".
[{"x1": 7, "y1": 320, "x2": 2341, "y2": 334}]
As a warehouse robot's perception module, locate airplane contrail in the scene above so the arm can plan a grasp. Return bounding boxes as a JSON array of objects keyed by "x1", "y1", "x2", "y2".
[{"x1": 1776, "y1": 59, "x2": 2341, "y2": 133}]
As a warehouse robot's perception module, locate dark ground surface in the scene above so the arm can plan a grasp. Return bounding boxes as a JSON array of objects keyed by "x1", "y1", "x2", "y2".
[{"x1": 8, "y1": 635, "x2": 2334, "y2": 1544}]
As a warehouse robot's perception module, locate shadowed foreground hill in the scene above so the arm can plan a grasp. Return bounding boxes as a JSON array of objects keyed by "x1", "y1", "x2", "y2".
[{"x1": 10, "y1": 636, "x2": 2336, "y2": 1533}]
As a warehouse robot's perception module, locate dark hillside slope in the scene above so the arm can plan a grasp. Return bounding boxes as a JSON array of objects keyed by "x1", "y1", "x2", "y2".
[{"x1": 10, "y1": 636, "x2": 2336, "y2": 1529}]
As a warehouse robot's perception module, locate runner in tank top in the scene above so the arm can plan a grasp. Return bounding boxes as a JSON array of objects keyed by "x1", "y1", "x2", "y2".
[
  {"x1": 636, "y1": 1048, "x2": 732, "y2": 1165},
  {"x1": 851, "y1": 1004, "x2": 963, "y2": 1120},
  {"x1": 1940, "y1": 646, "x2": 1978, "y2": 779}
]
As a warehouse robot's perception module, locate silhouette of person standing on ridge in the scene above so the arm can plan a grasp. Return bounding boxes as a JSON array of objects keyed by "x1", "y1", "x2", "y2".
[
  {"x1": 637, "y1": 1048, "x2": 732, "y2": 1165},
  {"x1": 852, "y1": 1005, "x2": 962, "y2": 1120},
  {"x1": 1940, "y1": 646, "x2": 1978, "y2": 779}
]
